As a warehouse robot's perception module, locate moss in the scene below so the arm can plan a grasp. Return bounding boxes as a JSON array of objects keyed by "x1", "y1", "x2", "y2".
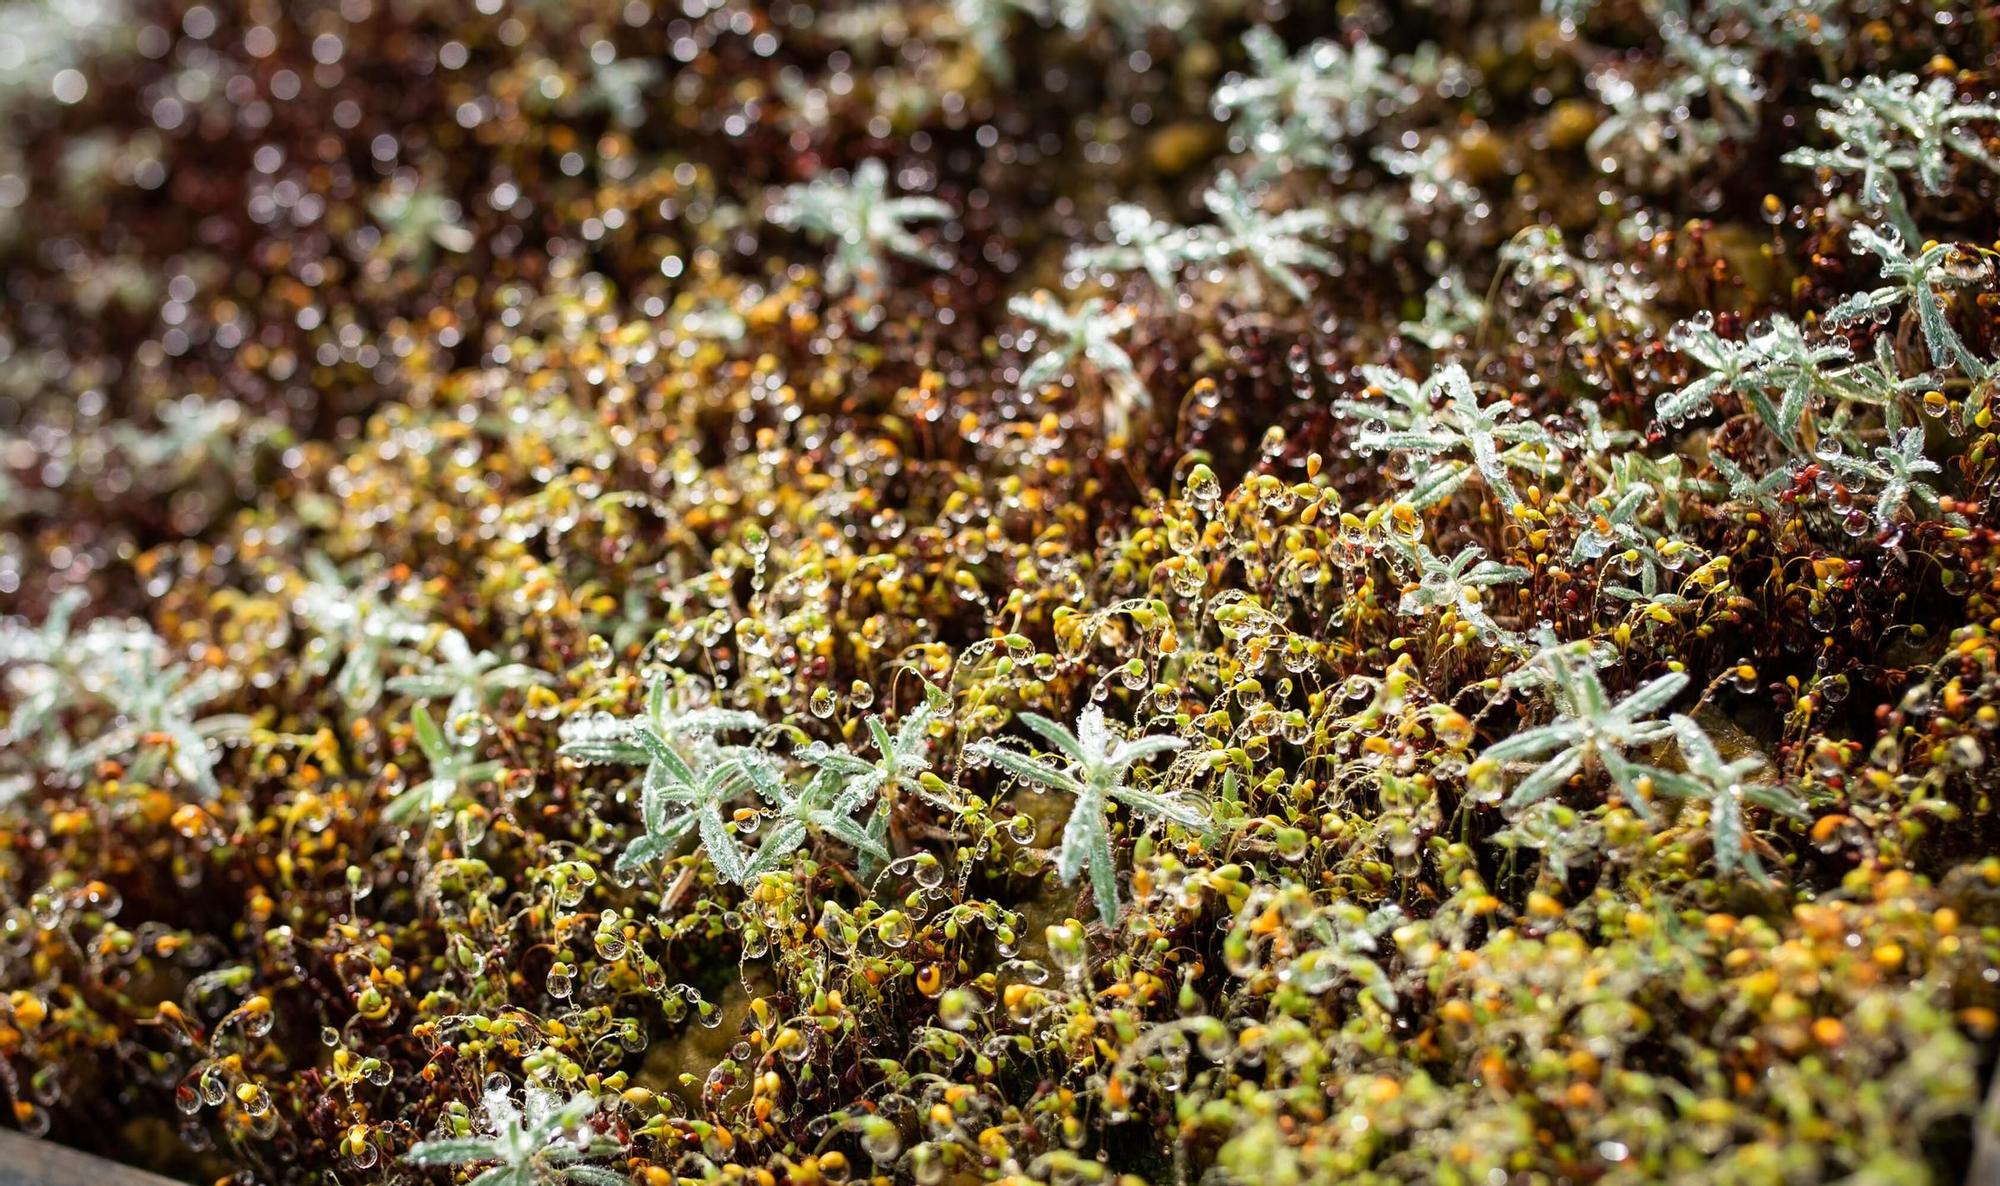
[{"x1": 1, "y1": 2, "x2": 1999, "y2": 1185}]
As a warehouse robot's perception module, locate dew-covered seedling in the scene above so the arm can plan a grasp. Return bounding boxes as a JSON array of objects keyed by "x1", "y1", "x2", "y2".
[
  {"x1": 1008, "y1": 291, "x2": 1150, "y2": 438},
  {"x1": 1476, "y1": 641, "x2": 1686, "y2": 812},
  {"x1": 1212, "y1": 26, "x2": 1411, "y2": 180},
  {"x1": 402, "y1": 1078, "x2": 625, "y2": 1186},
  {"x1": 1197, "y1": 172, "x2": 1340, "y2": 304},
  {"x1": 1341, "y1": 362, "x2": 1561, "y2": 511},
  {"x1": 970, "y1": 704, "x2": 1204, "y2": 924},
  {"x1": 2, "y1": 5, "x2": 1999, "y2": 1185},
  {"x1": 1827, "y1": 224, "x2": 1992, "y2": 380},
  {"x1": 767, "y1": 158, "x2": 956, "y2": 325},
  {"x1": 1786, "y1": 73, "x2": 2000, "y2": 242}
]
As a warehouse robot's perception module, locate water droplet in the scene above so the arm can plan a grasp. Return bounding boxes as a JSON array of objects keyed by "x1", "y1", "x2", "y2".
[
  {"x1": 1185, "y1": 463, "x2": 1222, "y2": 512},
  {"x1": 859, "y1": 1115, "x2": 901, "y2": 1161}
]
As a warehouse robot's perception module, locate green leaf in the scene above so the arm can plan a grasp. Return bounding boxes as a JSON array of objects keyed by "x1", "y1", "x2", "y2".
[
  {"x1": 1109, "y1": 784, "x2": 1210, "y2": 832},
  {"x1": 410, "y1": 704, "x2": 446, "y2": 761},
  {"x1": 1017, "y1": 712, "x2": 1088, "y2": 765},
  {"x1": 972, "y1": 741, "x2": 1081, "y2": 795}
]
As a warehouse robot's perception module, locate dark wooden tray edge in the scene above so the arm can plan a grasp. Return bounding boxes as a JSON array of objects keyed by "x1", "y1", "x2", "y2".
[{"x1": 0, "y1": 1131, "x2": 190, "y2": 1186}]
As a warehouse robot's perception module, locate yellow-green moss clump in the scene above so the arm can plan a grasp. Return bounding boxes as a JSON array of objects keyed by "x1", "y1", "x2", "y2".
[{"x1": 3, "y1": 2, "x2": 2000, "y2": 1184}]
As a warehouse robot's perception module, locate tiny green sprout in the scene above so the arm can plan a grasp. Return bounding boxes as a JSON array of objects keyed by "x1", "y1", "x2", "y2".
[
  {"x1": 387, "y1": 705, "x2": 503, "y2": 824},
  {"x1": 1587, "y1": 70, "x2": 1730, "y2": 189},
  {"x1": 1375, "y1": 138, "x2": 1480, "y2": 215},
  {"x1": 969, "y1": 705, "x2": 1206, "y2": 925},
  {"x1": 1481, "y1": 641, "x2": 1687, "y2": 813},
  {"x1": 105, "y1": 398, "x2": 251, "y2": 484},
  {"x1": 0, "y1": 588, "x2": 87, "y2": 670},
  {"x1": 1785, "y1": 74, "x2": 2000, "y2": 244},
  {"x1": 1651, "y1": 714, "x2": 1809, "y2": 884},
  {"x1": 1491, "y1": 799, "x2": 1603, "y2": 884},
  {"x1": 1785, "y1": 94, "x2": 1913, "y2": 240},
  {"x1": 1397, "y1": 267, "x2": 1484, "y2": 350},
  {"x1": 403, "y1": 1080, "x2": 625, "y2": 1186},
  {"x1": 1211, "y1": 27, "x2": 1408, "y2": 180},
  {"x1": 1065, "y1": 203, "x2": 1216, "y2": 294},
  {"x1": 292, "y1": 553, "x2": 429, "y2": 714},
  {"x1": 1052, "y1": 0, "x2": 1197, "y2": 44},
  {"x1": 1500, "y1": 625, "x2": 1617, "y2": 692},
  {"x1": 0, "y1": 589, "x2": 97, "y2": 780},
  {"x1": 1844, "y1": 75, "x2": 2000, "y2": 192},
  {"x1": 1658, "y1": 313, "x2": 1851, "y2": 451},
  {"x1": 1572, "y1": 400, "x2": 1645, "y2": 463},
  {"x1": 65, "y1": 642, "x2": 249, "y2": 801},
  {"x1": 1709, "y1": 451, "x2": 1794, "y2": 516},
  {"x1": 1341, "y1": 363, "x2": 1558, "y2": 511},
  {"x1": 798, "y1": 701, "x2": 949, "y2": 876},
  {"x1": 1656, "y1": 16, "x2": 1763, "y2": 138},
  {"x1": 368, "y1": 180, "x2": 475, "y2": 268},
  {"x1": 767, "y1": 158, "x2": 954, "y2": 319},
  {"x1": 557, "y1": 676, "x2": 761, "y2": 768},
  {"x1": 1009, "y1": 290, "x2": 1149, "y2": 436},
  {"x1": 740, "y1": 765, "x2": 891, "y2": 882},
  {"x1": 1818, "y1": 410, "x2": 1949, "y2": 536},
  {"x1": 572, "y1": 56, "x2": 660, "y2": 129},
  {"x1": 1197, "y1": 173, "x2": 1337, "y2": 304},
  {"x1": 1827, "y1": 333, "x2": 1940, "y2": 411},
  {"x1": 1330, "y1": 189, "x2": 1411, "y2": 263},
  {"x1": 610, "y1": 717, "x2": 776, "y2": 883},
  {"x1": 388, "y1": 627, "x2": 554, "y2": 726},
  {"x1": 1397, "y1": 542, "x2": 1530, "y2": 646},
  {"x1": 1571, "y1": 477, "x2": 1706, "y2": 606},
  {"x1": 1497, "y1": 224, "x2": 1657, "y2": 340},
  {"x1": 673, "y1": 299, "x2": 748, "y2": 345},
  {"x1": 1825, "y1": 225, "x2": 1991, "y2": 381}
]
